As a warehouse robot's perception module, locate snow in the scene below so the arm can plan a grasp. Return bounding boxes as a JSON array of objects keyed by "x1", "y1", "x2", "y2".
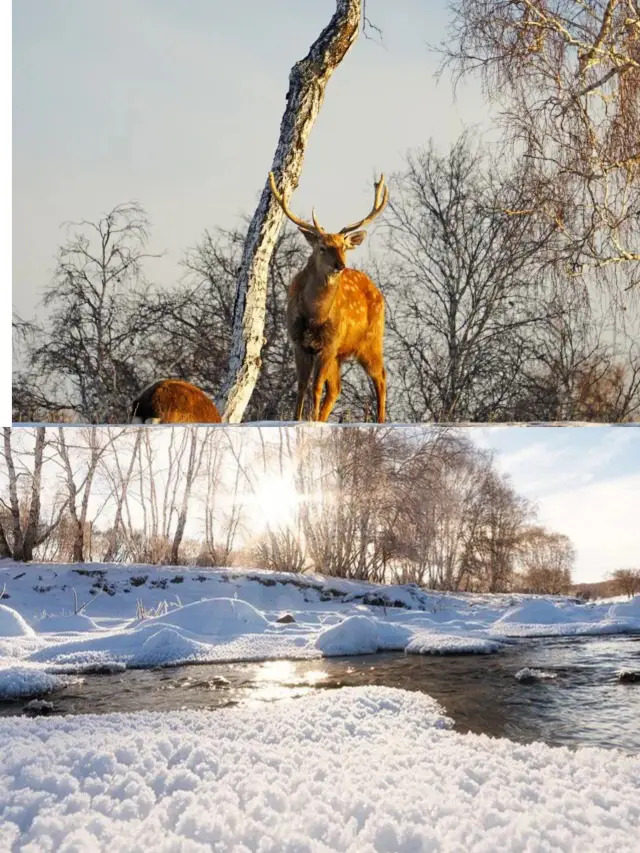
[
  {"x1": 136, "y1": 596, "x2": 269, "y2": 636},
  {"x1": 0, "y1": 561, "x2": 639, "y2": 697},
  {"x1": 0, "y1": 603, "x2": 35, "y2": 637},
  {"x1": 35, "y1": 613, "x2": 99, "y2": 633},
  {"x1": 608, "y1": 595, "x2": 640, "y2": 619},
  {"x1": 515, "y1": 667, "x2": 557, "y2": 683},
  {"x1": 314, "y1": 615, "x2": 384, "y2": 656},
  {"x1": 0, "y1": 663, "x2": 76, "y2": 700},
  {"x1": 406, "y1": 630, "x2": 504, "y2": 655},
  {"x1": 0, "y1": 686, "x2": 638, "y2": 853},
  {"x1": 494, "y1": 598, "x2": 572, "y2": 626}
]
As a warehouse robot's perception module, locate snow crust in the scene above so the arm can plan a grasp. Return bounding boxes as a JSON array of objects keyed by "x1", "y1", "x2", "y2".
[{"x1": 0, "y1": 686, "x2": 638, "y2": 853}]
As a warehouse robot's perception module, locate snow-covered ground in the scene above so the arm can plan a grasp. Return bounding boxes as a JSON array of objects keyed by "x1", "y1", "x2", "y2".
[
  {"x1": 1, "y1": 686, "x2": 639, "y2": 853},
  {"x1": 1, "y1": 562, "x2": 639, "y2": 851},
  {"x1": 1, "y1": 560, "x2": 639, "y2": 700}
]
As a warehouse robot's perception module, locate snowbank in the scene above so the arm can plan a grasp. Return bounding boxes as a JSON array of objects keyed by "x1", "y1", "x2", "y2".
[
  {"x1": 0, "y1": 663, "x2": 72, "y2": 700},
  {"x1": 0, "y1": 686, "x2": 637, "y2": 852},
  {"x1": 490, "y1": 598, "x2": 640, "y2": 638},
  {"x1": 35, "y1": 613, "x2": 99, "y2": 633},
  {"x1": 0, "y1": 604, "x2": 35, "y2": 638},
  {"x1": 406, "y1": 630, "x2": 504, "y2": 655},
  {"x1": 313, "y1": 615, "x2": 411, "y2": 656},
  {"x1": 494, "y1": 599, "x2": 573, "y2": 626},
  {"x1": 0, "y1": 563, "x2": 638, "y2": 678},
  {"x1": 608, "y1": 595, "x2": 640, "y2": 620},
  {"x1": 134, "y1": 596, "x2": 269, "y2": 636}
]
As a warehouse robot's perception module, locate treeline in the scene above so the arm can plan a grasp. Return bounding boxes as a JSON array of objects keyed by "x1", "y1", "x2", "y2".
[
  {"x1": 13, "y1": 136, "x2": 640, "y2": 425},
  {"x1": 0, "y1": 426, "x2": 574, "y2": 594},
  {"x1": 573, "y1": 569, "x2": 640, "y2": 601}
]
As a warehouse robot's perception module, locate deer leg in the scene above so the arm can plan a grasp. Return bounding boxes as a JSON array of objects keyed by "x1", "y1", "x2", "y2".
[
  {"x1": 294, "y1": 349, "x2": 314, "y2": 421},
  {"x1": 318, "y1": 360, "x2": 342, "y2": 423},
  {"x1": 311, "y1": 354, "x2": 335, "y2": 422},
  {"x1": 357, "y1": 351, "x2": 387, "y2": 424}
]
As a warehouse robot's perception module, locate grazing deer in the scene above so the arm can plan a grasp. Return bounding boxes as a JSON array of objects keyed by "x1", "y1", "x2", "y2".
[
  {"x1": 269, "y1": 172, "x2": 389, "y2": 423},
  {"x1": 130, "y1": 379, "x2": 222, "y2": 424}
]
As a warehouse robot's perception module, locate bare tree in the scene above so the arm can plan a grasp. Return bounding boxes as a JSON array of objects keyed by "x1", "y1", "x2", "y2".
[
  {"x1": 170, "y1": 428, "x2": 208, "y2": 564},
  {"x1": 103, "y1": 429, "x2": 143, "y2": 561},
  {"x1": 218, "y1": 0, "x2": 362, "y2": 422},
  {"x1": 0, "y1": 428, "x2": 68, "y2": 561},
  {"x1": 611, "y1": 567, "x2": 640, "y2": 597},
  {"x1": 438, "y1": 0, "x2": 640, "y2": 289},
  {"x1": 516, "y1": 281, "x2": 640, "y2": 420},
  {"x1": 15, "y1": 204, "x2": 161, "y2": 422},
  {"x1": 54, "y1": 427, "x2": 120, "y2": 562},
  {"x1": 142, "y1": 225, "x2": 307, "y2": 421},
  {"x1": 517, "y1": 526, "x2": 575, "y2": 594},
  {"x1": 381, "y1": 136, "x2": 554, "y2": 421},
  {"x1": 462, "y1": 470, "x2": 534, "y2": 591}
]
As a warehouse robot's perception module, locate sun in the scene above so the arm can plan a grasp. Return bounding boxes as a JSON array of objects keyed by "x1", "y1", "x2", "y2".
[{"x1": 248, "y1": 470, "x2": 301, "y2": 532}]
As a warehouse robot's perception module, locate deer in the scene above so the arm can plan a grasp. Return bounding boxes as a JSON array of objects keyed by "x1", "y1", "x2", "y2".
[
  {"x1": 130, "y1": 379, "x2": 222, "y2": 424},
  {"x1": 269, "y1": 171, "x2": 389, "y2": 423}
]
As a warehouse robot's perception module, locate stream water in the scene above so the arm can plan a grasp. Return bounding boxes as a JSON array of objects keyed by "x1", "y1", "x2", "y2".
[{"x1": 3, "y1": 635, "x2": 639, "y2": 753}]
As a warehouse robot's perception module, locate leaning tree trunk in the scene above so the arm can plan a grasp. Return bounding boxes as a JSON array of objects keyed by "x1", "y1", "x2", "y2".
[{"x1": 217, "y1": 0, "x2": 362, "y2": 423}]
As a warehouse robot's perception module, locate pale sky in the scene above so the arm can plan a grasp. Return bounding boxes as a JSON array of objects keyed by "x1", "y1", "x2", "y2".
[
  {"x1": 12, "y1": 0, "x2": 491, "y2": 323},
  {"x1": 472, "y1": 426, "x2": 640, "y2": 585}
]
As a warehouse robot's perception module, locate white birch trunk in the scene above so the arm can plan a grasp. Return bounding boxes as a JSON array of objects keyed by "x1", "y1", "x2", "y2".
[{"x1": 217, "y1": 0, "x2": 362, "y2": 423}]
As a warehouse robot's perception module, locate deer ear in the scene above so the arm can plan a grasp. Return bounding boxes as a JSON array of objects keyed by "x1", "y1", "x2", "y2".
[
  {"x1": 299, "y1": 229, "x2": 318, "y2": 247},
  {"x1": 344, "y1": 230, "x2": 367, "y2": 249}
]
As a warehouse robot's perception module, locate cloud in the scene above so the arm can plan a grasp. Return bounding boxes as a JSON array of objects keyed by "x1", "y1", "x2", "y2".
[
  {"x1": 468, "y1": 428, "x2": 640, "y2": 583},
  {"x1": 537, "y1": 473, "x2": 640, "y2": 583}
]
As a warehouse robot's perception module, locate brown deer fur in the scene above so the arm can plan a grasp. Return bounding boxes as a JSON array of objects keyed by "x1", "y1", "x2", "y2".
[
  {"x1": 269, "y1": 172, "x2": 389, "y2": 422},
  {"x1": 131, "y1": 379, "x2": 222, "y2": 424}
]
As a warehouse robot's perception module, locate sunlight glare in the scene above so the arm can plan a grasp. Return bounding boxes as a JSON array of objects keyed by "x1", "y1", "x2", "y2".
[{"x1": 248, "y1": 471, "x2": 300, "y2": 532}]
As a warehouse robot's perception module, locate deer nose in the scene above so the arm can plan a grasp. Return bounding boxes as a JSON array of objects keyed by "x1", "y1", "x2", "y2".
[{"x1": 334, "y1": 258, "x2": 346, "y2": 271}]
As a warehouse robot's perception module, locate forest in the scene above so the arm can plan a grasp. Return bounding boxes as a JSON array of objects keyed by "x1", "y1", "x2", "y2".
[{"x1": 1, "y1": 425, "x2": 576, "y2": 595}]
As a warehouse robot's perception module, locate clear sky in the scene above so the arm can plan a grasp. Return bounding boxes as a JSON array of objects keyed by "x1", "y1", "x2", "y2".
[
  {"x1": 471, "y1": 426, "x2": 640, "y2": 585},
  {"x1": 12, "y1": 0, "x2": 491, "y2": 323}
]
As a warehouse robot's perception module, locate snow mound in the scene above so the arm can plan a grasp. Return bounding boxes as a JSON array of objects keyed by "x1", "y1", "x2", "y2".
[
  {"x1": 608, "y1": 596, "x2": 640, "y2": 620},
  {"x1": 494, "y1": 599, "x2": 567, "y2": 626},
  {"x1": 0, "y1": 686, "x2": 638, "y2": 852},
  {"x1": 0, "y1": 664, "x2": 66, "y2": 699},
  {"x1": 0, "y1": 604, "x2": 35, "y2": 638},
  {"x1": 375, "y1": 621, "x2": 413, "y2": 650},
  {"x1": 36, "y1": 613, "x2": 99, "y2": 633},
  {"x1": 131, "y1": 628, "x2": 212, "y2": 667},
  {"x1": 314, "y1": 615, "x2": 380, "y2": 656},
  {"x1": 406, "y1": 631, "x2": 502, "y2": 655},
  {"x1": 515, "y1": 667, "x2": 557, "y2": 683},
  {"x1": 135, "y1": 597, "x2": 269, "y2": 637}
]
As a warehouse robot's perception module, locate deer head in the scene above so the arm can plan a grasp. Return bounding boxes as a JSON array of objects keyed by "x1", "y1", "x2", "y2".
[{"x1": 268, "y1": 171, "x2": 389, "y2": 278}]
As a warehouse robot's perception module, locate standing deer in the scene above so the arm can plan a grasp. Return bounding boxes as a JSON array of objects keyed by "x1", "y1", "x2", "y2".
[
  {"x1": 269, "y1": 172, "x2": 389, "y2": 423},
  {"x1": 130, "y1": 379, "x2": 222, "y2": 424}
]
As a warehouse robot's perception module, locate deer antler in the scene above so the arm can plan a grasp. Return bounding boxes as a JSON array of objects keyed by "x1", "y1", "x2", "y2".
[
  {"x1": 268, "y1": 172, "x2": 325, "y2": 234},
  {"x1": 339, "y1": 175, "x2": 389, "y2": 234}
]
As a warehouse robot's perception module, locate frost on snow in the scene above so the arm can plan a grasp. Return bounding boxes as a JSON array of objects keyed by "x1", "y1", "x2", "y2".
[{"x1": 0, "y1": 686, "x2": 638, "y2": 853}]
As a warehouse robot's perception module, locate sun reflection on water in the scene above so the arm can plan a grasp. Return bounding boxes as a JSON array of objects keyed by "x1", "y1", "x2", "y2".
[{"x1": 248, "y1": 661, "x2": 331, "y2": 700}]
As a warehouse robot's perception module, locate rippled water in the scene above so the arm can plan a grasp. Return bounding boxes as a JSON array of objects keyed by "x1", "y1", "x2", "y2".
[{"x1": 3, "y1": 635, "x2": 639, "y2": 752}]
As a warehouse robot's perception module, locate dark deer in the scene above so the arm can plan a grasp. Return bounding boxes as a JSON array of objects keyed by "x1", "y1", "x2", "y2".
[
  {"x1": 269, "y1": 172, "x2": 389, "y2": 423},
  {"x1": 130, "y1": 379, "x2": 222, "y2": 424}
]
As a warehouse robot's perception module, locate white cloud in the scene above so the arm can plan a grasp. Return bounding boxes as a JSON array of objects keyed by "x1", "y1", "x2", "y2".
[{"x1": 537, "y1": 473, "x2": 640, "y2": 583}]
